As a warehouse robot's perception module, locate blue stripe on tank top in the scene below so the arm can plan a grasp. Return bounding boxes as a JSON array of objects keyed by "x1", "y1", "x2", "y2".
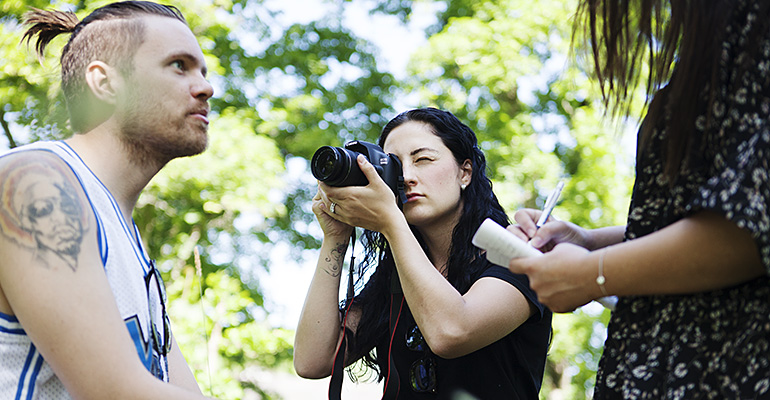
[
  {"x1": 24, "y1": 353, "x2": 44, "y2": 400},
  {"x1": 0, "y1": 312, "x2": 18, "y2": 323},
  {"x1": 132, "y1": 223, "x2": 151, "y2": 265},
  {"x1": 51, "y1": 146, "x2": 109, "y2": 266},
  {"x1": 15, "y1": 344, "x2": 38, "y2": 400},
  {"x1": 57, "y1": 142, "x2": 150, "y2": 273},
  {"x1": 0, "y1": 311, "x2": 24, "y2": 335}
]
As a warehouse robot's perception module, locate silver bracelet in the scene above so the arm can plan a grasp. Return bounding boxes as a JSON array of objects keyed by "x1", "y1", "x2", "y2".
[{"x1": 596, "y1": 248, "x2": 609, "y2": 297}]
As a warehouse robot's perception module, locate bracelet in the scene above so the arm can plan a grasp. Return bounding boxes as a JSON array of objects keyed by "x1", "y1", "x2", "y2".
[{"x1": 596, "y1": 248, "x2": 609, "y2": 297}]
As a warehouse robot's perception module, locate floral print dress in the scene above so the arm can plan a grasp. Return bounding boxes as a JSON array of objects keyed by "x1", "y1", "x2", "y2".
[{"x1": 594, "y1": 1, "x2": 770, "y2": 398}]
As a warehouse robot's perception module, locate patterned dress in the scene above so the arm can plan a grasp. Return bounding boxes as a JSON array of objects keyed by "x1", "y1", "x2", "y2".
[{"x1": 594, "y1": 1, "x2": 770, "y2": 398}]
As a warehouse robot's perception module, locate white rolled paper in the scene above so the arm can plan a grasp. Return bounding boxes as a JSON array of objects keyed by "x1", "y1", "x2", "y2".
[
  {"x1": 472, "y1": 218, "x2": 542, "y2": 266},
  {"x1": 472, "y1": 218, "x2": 617, "y2": 311}
]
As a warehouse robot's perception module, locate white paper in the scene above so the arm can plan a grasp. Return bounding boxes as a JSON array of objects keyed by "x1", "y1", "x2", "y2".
[
  {"x1": 472, "y1": 218, "x2": 542, "y2": 266},
  {"x1": 472, "y1": 218, "x2": 617, "y2": 311}
]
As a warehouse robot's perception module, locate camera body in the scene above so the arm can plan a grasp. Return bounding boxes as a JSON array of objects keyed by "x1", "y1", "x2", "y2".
[{"x1": 311, "y1": 140, "x2": 406, "y2": 207}]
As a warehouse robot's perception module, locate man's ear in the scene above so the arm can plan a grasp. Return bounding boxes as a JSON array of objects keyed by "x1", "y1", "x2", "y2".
[{"x1": 84, "y1": 61, "x2": 120, "y2": 104}]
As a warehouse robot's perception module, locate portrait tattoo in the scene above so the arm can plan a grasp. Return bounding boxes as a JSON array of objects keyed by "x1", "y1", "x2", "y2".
[
  {"x1": 0, "y1": 155, "x2": 89, "y2": 271},
  {"x1": 323, "y1": 242, "x2": 347, "y2": 277}
]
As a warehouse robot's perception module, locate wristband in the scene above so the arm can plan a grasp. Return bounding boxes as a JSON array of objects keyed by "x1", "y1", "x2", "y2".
[{"x1": 596, "y1": 248, "x2": 609, "y2": 297}]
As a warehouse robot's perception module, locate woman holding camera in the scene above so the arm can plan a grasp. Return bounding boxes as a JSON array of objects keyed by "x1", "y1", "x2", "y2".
[{"x1": 294, "y1": 108, "x2": 551, "y2": 399}]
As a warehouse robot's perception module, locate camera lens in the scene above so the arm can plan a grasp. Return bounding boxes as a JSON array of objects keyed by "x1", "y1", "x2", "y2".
[
  {"x1": 312, "y1": 147, "x2": 340, "y2": 180},
  {"x1": 310, "y1": 145, "x2": 367, "y2": 187},
  {"x1": 311, "y1": 146, "x2": 351, "y2": 184}
]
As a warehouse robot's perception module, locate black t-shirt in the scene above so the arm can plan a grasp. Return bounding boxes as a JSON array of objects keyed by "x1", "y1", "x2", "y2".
[{"x1": 376, "y1": 265, "x2": 552, "y2": 400}]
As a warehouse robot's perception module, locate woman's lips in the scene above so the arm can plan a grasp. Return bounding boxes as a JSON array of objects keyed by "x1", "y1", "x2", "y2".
[{"x1": 405, "y1": 193, "x2": 422, "y2": 202}]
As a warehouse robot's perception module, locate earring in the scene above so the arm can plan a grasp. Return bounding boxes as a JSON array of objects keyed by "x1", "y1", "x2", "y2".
[{"x1": 461, "y1": 184, "x2": 467, "y2": 190}]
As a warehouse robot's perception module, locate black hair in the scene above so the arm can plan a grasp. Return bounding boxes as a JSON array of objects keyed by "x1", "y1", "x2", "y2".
[
  {"x1": 574, "y1": 0, "x2": 770, "y2": 183},
  {"x1": 345, "y1": 108, "x2": 510, "y2": 379}
]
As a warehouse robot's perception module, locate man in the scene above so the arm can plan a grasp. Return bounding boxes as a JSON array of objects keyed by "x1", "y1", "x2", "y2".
[{"x1": 0, "y1": 2, "x2": 216, "y2": 398}]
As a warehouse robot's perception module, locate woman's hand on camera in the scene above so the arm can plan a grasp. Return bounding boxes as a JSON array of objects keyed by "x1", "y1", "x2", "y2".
[
  {"x1": 317, "y1": 155, "x2": 402, "y2": 234},
  {"x1": 506, "y1": 208, "x2": 590, "y2": 252},
  {"x1": 312, "y1": 187, "x2": 354, "y2": 239}
]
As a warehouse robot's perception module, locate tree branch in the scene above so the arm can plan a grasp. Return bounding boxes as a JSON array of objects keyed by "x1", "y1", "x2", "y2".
[{"x1": 0, "y1": 109, "x2": 18, "y2": 149}]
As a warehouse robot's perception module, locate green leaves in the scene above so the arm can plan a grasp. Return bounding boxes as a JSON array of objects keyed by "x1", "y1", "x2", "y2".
[
  {"x1": 406, "y1": 1, "x2": 633, "y2": 396},
  {"x1": 2, "y1": 0, "x2": 638, "y2": 397}
]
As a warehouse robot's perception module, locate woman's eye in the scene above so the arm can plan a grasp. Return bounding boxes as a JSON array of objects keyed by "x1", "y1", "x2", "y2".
[{"x1": 171, "y1": 60, "x2": 184, "y2": 70}]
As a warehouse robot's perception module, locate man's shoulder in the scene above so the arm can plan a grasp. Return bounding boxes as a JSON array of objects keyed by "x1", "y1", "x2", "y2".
[
  {"x1": 0, "y1": 140, "x2": 93, "y2": 271},
  {"x1": 0, "y1": 142, "x2": 72, "y2": 178}
]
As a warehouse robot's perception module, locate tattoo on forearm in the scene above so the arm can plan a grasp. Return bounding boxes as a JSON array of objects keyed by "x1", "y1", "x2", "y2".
[
  {"x1": 0, "y1": 155, "x2": 89, "y2": 271},
  {"x1": 323, "y1": 242, "x2": 347, "y2": 277}
]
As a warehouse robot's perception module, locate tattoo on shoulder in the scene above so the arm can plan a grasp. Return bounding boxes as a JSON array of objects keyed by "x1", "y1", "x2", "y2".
[
  {"x1": 323, "y1": 242, "x2": 347, "y2": 277},
  {"x1": 0, "y1": 153, "x2": 89, "y2": 272}
]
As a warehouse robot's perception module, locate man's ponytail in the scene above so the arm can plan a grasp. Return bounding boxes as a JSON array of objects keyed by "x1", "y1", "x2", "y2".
[{"x1": 21, "y1": 9, "x2": 80, "y2": 60}]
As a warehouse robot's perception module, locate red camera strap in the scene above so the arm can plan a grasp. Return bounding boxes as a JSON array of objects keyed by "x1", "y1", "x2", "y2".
[
  {"x1": 381, "y1": 293, "x2": 404, "y2": 399},
  {"x1": 327, "y1": 231, "x2": 404, "y2": 400}
]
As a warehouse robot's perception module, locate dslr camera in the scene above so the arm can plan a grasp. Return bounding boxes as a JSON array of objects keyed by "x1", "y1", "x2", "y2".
[{"x1": 311, "y1": 140, "x2": 406, "y2": 207}]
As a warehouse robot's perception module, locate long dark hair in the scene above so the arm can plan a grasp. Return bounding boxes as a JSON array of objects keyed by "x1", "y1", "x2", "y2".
[
  {"x1": 574, "y1": 0, "x2": 770, "y2": 183},
  {"x1": 345, "y1": 108, "x2": 509, "y2": 379}
]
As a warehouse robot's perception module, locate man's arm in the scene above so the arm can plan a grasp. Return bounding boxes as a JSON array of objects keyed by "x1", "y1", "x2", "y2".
[
  {"x1": 167, "y1": 332, "x2": 205, "y2": 394},
  {"x1": 0, "y1": 151, "x2": 213, "y2": 399}
]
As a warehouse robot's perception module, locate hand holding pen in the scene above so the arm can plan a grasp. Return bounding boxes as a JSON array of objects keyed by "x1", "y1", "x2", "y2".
[
  {"x1": 536, "y1": 180, "x2": 564, "y2": 229},
  {"x1": 523, "y1": 180, "x2": 564, "y2": 249},
  {"x1": 508, "y1": 180, "x2": 567, "y2": 248},
  {"x1": 509, "y1": 180, "x2": 618, "y2": 310}
]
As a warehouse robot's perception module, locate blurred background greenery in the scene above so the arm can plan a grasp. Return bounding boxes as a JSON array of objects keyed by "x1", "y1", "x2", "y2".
[{"x1": 0, "y1": 0, "x2": 642, "y2": 398}]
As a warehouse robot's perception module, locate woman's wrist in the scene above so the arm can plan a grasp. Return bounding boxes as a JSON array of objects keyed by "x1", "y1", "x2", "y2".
[
  {"x1": 319, "y1": 238, "x2": 350, "y2": 278},
  {"x1": 379, "y1": 212, "x2": 411, "y2": 244},
  {"x1": 596, "y1": 248, "x2": 609, "y2": 297},
  {"x1": 585, "y1": 226, "x2": 625, "y2": 251}
]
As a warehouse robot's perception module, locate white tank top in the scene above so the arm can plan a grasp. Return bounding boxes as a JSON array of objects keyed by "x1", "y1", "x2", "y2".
[{"x1": 0, "y1": 141, "x2": 169, "y2": 399}]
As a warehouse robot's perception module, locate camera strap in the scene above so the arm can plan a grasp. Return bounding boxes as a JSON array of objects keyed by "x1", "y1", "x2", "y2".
[
  {"x1": 381, "y1": 273, "x2": 404, "y2": 400},
  {"x1": 328, "y1": 310, "x2": 352, "y2": 400},
  {"x1": 328, "y1": 231, "x2": 405, "y2": 400},
  {"x1": 328, "y1": 230, "x2": 357, "y2": 400}
]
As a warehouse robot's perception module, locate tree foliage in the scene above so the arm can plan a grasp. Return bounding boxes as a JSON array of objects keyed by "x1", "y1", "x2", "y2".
[
  {"x1": 1, "y1": 0, "x2": 636, "y2": 398},
  {"x1": 404, "y1": 1, "x2": 633, "y2": 397}
]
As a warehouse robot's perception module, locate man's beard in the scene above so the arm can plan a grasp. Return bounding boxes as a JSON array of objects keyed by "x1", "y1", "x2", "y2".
[{"x1": 117, "y1": 83, "x2": 208, "y2": 168}]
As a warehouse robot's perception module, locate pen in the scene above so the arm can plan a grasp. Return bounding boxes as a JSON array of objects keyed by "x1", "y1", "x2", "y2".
[{"x1": 535, "y1": 180, "x2": 564, "y2": 228}]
